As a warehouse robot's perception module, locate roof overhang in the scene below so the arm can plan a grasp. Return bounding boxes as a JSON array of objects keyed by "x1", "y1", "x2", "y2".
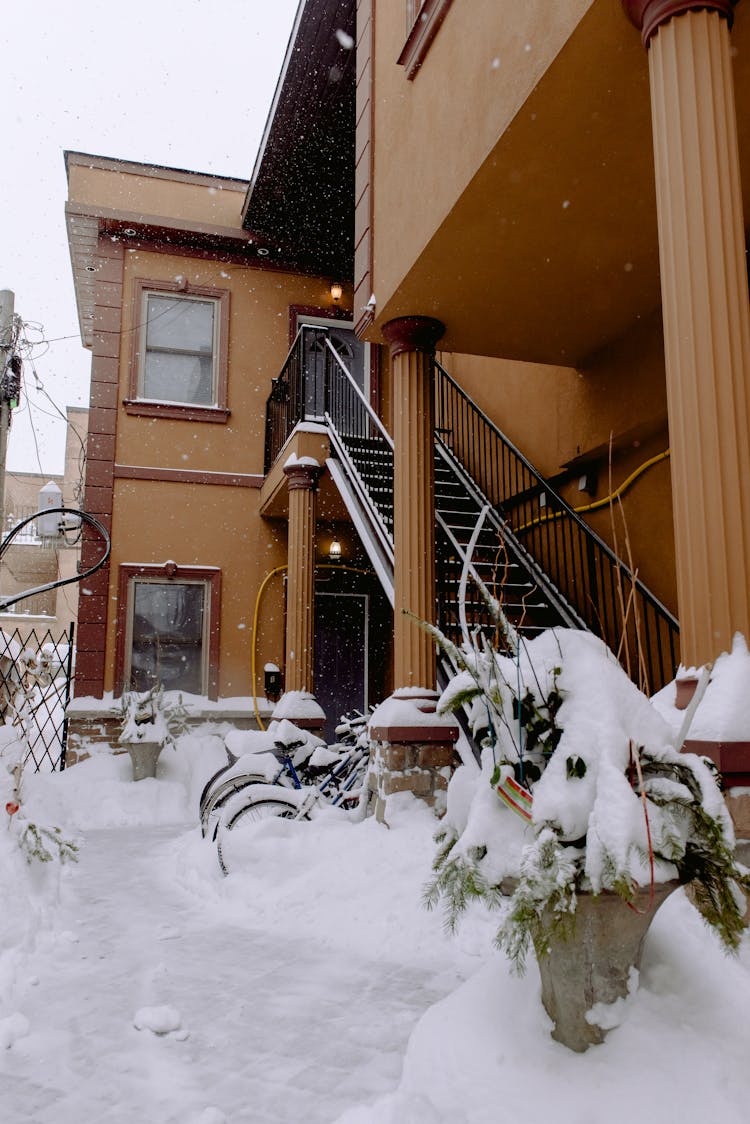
[
  {"x1": 242, "y1": 0, "x2": 356, "y2": 280},
  {"x1": 64, "y1": 151, "x2": 321, "y2": 349},
  {"x1": 370, "y1": 0, "x2": 750, "y2": 367}
]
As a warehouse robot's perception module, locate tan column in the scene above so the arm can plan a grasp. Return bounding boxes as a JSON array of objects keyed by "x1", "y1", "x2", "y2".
[
  {"x1": 283, "y1": 462, "x2": 322, "y2": 693},
  {"x1": 624, "y1": 0, "x2": 750, "y2": 666},
  {"x1": 382, "y1": 316, "x2": 444, "y2": 689}
]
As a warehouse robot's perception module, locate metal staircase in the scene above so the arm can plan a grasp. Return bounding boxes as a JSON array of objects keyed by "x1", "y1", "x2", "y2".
[{"x1": 265, "y1": 326, "x2": 679, "y2": 695}]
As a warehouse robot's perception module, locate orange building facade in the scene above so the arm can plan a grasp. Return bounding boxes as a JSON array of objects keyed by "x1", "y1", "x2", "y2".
[{"x1": 64, "y1": 2, "x2": 750, "y2": 782}]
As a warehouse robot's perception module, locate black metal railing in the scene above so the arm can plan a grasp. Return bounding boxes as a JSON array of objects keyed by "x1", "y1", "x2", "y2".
[
  {"x1": 434, "y1": 361, "x2": 679, "y2": 692},
  {"x1": 263, "y1": 330, "x2": 679, "y2": 693},
  {"x1": 265, "y1": 327, "x2": 307, "y2": 473},
  {"x1": 264, "y1": 325, "x2": 395, "y2": 555},
  {"x1": 322, "y1": 337, "x2": 395, "y2": 551}
]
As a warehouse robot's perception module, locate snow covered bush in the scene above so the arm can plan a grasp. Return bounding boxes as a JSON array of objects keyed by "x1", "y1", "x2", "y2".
[
  {"x1": 425, "y1": 624, "x2": 750, "y2": 972},
  {"x1": 118, "y1": 684, "x2": 189, "y2": 748}
]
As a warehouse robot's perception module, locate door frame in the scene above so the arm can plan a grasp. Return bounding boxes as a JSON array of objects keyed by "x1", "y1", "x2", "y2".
[{"x1": 289, "y1": 306, "x2": 373, "y2": 402}]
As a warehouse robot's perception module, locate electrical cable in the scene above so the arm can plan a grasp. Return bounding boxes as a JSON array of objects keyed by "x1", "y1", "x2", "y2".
[{"x1": 0, "y1": 507, "x2": 110, "y2": 612}]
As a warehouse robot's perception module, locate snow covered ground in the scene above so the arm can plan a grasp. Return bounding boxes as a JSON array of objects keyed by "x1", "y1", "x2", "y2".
[{"x1": 1, "y1": 733, "x2": 749, "y2": 1123}]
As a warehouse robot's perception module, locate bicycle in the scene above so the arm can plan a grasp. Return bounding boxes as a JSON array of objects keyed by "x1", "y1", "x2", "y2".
[
  {"x1": 199, "y1": 711, "x2": 371, "y2": 841},
  {"x1": 212, "y1": 714, "x2": 373, "y2": 875}
]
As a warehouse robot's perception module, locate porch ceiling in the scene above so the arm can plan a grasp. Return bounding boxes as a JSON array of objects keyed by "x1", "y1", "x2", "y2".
[{"x1": 372, "y1": 0, "x2": 750, "y2": 368}]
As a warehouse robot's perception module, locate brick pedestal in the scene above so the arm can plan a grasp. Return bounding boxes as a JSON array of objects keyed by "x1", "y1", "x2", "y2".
[{"x1": 368, "y1": 689, "x2": 460, "y2": 817}]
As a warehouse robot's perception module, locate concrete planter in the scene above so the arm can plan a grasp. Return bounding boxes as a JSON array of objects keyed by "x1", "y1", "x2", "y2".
[
  {"x1": 536, "y1": 881, "x2": 679, "y2": 1052},
  {"x1": 125, "y1": 738, "x2": 163, "y2": 781}
]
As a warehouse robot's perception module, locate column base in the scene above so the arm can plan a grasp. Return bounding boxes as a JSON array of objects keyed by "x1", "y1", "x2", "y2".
[
  {"x1": 683, "y1": 739, "x2": 750, "y2": 787},
  {"x1": 271, "y1": 690, "x2": 326, "y2": 739},
  {"x1": 368, "y1": 689, "x2": 460, "y2": 816}
]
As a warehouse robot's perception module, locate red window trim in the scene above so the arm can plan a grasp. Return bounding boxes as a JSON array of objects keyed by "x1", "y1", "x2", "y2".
[
  {"x1": 398, "y1": 0, "x2": 453, "y2": 80},
  {"x1": 122, "y1": 400, "x2": 230, "y2": 423},
  {"x1": 127, "y1": 278, "x2": 230, "y2": 417},
  {"x1": 114, "y1": 563, "x2": 222, "y2": 700}
]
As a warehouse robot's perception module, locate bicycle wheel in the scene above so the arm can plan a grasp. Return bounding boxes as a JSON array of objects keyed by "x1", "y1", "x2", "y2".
[
  {"x1": 216, "y1": 786, "x2": 309, "y2": 875},
  {"x1": 200, "y1": 772, "x2": 274, "y2": 836},
  {"x1": 198, "y1": 763, "x2": 233, "y2": 820}
]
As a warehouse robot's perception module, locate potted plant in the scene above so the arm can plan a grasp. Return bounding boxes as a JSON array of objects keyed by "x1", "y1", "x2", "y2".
[
  {"x1": 118, "y1": 685, "x2": 188, "y2": 781},
  {"x1": 423, "y1": 615, "x2": 750, "y2": 1052}
]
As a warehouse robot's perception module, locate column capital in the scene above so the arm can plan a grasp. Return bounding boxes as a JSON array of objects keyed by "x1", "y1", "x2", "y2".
[
  {"x1": 283, "y1": 461, "x2": 323, "y2": 491},
  {"x1": 382, "y1": 316, "x2": 445, "y2": 359},
  {"x1": 622, "y1": 1, "x2": 738, "y2": 47}
]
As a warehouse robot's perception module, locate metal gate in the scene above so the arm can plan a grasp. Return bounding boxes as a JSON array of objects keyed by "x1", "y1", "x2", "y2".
[{"x1": 0, "y1": 623, "x2": 75, "y2": 772}]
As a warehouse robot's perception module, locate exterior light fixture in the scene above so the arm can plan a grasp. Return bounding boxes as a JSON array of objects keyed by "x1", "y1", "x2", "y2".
[
  {"x1": 329, "y1": 537, "x2": 342, "y2": 562},
  {"x1": 330, "y1": 281, "x2": 343, "y2": 303},
  {"x1": 264, "y1": 662, "x2": 282, "y2": 702}
]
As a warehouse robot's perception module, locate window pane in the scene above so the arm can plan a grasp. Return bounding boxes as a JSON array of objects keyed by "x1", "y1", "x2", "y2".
[
  {"x1": 146, "y1": 296, "x2": 214, "y2": 352},
  {"x1": 143, "y1": 352, "x2": 214, "y2": 404},
  {"x1": 130, "y1": 582, "x2": 205, "y2": 694},
  {"x1": 142, "y1": 295, "x2": 216, "y2": 404}
]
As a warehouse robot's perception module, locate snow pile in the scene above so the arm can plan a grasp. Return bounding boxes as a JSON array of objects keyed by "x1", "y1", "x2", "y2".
[
  {"x1": 23, "y1": 731, "x2": 227, "y2": 832},
  {"x1": 369, "y1": 687, "x2": 459, "y2": 731},
  {"x1": 653, "y1": 631, "x2": 750, "y2": 741},
  {"x1": 271, "y1": 690, "x2": 325, "y2": 722},
  {"x1": 133, "y1": 1004, "x2": 184, "y2": 1036},
  {"x1": 0, "y1": 724, "x2": 747, "y2": 1121}
]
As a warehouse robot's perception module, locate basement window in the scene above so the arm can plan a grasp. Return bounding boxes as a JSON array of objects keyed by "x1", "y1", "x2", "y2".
[{"x1": 117, "y1": 563, "x2": 221, "y2": 699}]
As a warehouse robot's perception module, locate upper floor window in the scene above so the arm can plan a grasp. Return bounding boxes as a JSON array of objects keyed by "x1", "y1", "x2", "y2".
[
  {"x1": 142, "y1": 292, "x2": 217, "y2": 406},
  {"x1": 399, "y1": 0, "x2": 453, "y2": 80},
  {"x1": 125, "y1": 279, "x2": 231, "y2": 423}
]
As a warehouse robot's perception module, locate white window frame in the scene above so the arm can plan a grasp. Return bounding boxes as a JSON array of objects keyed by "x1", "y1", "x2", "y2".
[
  {"x1": 125, "y1": 576, "x2": 211, "y2": 696},
  {"x1": 138, "y1": 290, "x2": 221, "y2": 407}
]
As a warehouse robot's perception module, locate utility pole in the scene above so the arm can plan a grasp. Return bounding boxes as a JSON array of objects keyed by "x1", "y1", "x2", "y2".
[{"x1": 0, "y1": 290, "x2": 17, "y2": 530}]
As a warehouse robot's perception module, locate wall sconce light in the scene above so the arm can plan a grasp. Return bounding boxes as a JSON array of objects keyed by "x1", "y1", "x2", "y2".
[
  {"x1": 329, "y1": 537, "x2": 343, "y2": 562},
  {"x1": 330, "y1": 281, "x2": 343, "y2": 303}
]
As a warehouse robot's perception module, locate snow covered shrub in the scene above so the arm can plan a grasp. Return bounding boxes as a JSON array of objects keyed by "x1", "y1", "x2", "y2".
[
  {"x1": 425, "y1": 623, "x2": 750, "y2": 972},
  {"x1": 118, "y1": 684, "x2": 189, "y2": 748}
]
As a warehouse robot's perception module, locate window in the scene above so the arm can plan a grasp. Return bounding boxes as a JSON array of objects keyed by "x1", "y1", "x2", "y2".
[
  {"x1": 142, "y1": 293, "x2": 217, "y2": 405},
  {"x1": 398, "y1": 0, "x2": 453, "y2": 80},
  {"x1": 116, "y1": 563, "x2": 221, "y2": 699},
  {"x1": 125, "y1": 280, "x2": 230, "y2": 422},
  {"x1": 129, "y1": 580, "x2": 207, "y2": 694}
]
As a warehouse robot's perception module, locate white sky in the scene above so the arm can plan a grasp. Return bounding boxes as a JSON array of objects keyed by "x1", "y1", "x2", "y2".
[{"x1": 1, "y1": 0, "x2": 300, "y2": 478}]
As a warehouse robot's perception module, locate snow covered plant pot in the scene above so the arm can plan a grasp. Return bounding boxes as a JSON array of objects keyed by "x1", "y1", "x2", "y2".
[
  {"x1": 535, "y1": 878, "x2": 678, "y2": 1052},
  {"x1": 126, "y1": 738, "x2": 163, "y2": 782},
  {"x1": 118, "y1": 685, "x2": 188, "y2": 782},
  {"x1": 424, "y1": 627, "x2": 750, "y2": 1053}
]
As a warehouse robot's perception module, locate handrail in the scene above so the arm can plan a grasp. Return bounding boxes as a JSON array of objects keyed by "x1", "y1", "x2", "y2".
[
  {"x1": 322, "y1": 337, "x2": 393, "y2": 450},
  {"x1": 434, "y1": 360, "x2": 679, "y2": 692},
  {"x1": 264, "y1": 331, "x2": 679, "y2": 692},
  {"x1": 264, "y1": 324, "x2": 324, "y2": 473}
]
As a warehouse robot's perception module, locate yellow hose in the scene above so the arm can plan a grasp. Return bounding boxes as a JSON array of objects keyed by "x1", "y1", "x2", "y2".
[
  {"x1": 573, "y1": 448, "x2": 670, "y2": 515},
  {"x1": 251, "y1": 565, "x2": 287, "y2": 731},
  {"x1": 515, "y1": 448, "x2": 670, "y2": 533},
  {"x1": 251, "y1": 563, "x2": 375, "y2": 731}
]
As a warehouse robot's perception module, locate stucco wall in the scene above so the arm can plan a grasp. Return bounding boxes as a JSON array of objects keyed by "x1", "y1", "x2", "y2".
[
  {"x1": 100, "y1": 249, "x2": 349, "y2": 699},
  {"x1": 437, "y1": 311, "x2": 676, "y2": 612},
  {"x1": 370, "y1": 0, "x2": 593, "y2": 313}
]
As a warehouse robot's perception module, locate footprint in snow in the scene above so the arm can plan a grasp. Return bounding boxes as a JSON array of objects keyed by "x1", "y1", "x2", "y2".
[
  {"x1": 133, "y1": 1005, "x2": 187, "y2": 1037},
  {"x1": 156, "y1": 924, "x2": 181, "y2": 941}
]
